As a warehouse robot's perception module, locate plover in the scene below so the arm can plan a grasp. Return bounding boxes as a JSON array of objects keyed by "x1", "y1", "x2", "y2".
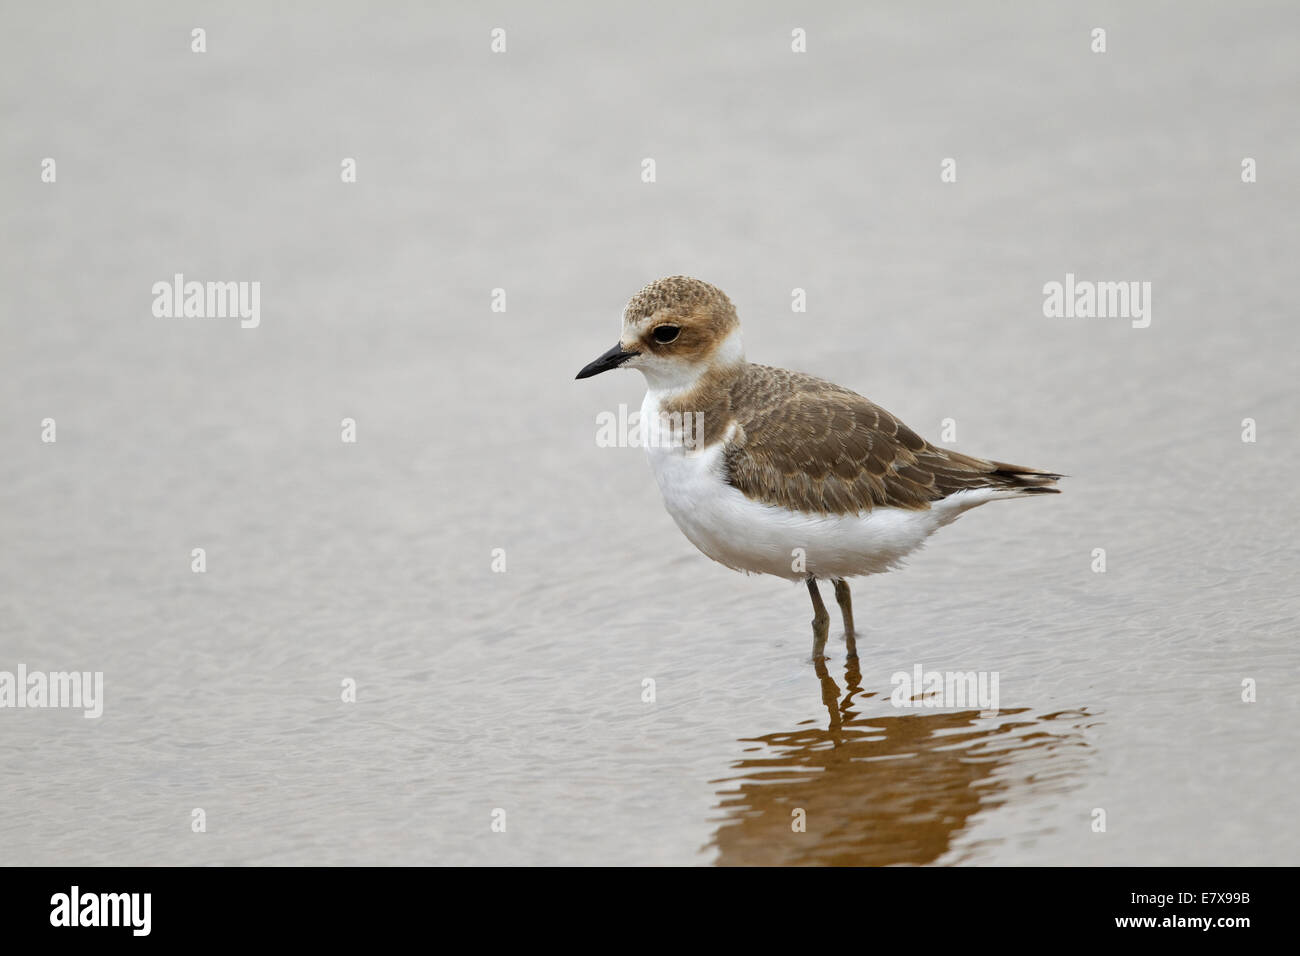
[{"x1": 577, "y1": 276, "x2": 1061, "y2": 659}]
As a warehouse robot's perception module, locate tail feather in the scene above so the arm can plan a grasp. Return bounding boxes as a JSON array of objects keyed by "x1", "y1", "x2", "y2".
[{"x1": 988, "y1": 461, "x2": 1064, "y2": 495}]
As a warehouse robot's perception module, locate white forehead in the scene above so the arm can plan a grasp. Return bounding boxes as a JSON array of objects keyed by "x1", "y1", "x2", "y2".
[{"x1": 621, "y1": 305, "x2": 672, "y2": 334}]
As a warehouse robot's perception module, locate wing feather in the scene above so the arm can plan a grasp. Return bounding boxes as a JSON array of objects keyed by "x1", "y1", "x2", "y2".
[{"x1": 722, "y1": 365, "x2": 1060, "y2": 515}]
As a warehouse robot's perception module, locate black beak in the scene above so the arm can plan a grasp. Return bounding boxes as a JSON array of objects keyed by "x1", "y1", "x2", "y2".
[{"x1": 575, "y1": 342, "x2": 639, "y2": 380}]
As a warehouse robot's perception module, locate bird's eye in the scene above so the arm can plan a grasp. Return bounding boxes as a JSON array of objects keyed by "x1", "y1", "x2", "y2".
[{"x1": 652, "y1": 325, "x2": 680, "y2": 344}]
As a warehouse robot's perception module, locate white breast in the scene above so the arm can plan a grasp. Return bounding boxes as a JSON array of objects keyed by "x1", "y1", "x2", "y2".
[{"x1": 639, "y1": 390, "x2": 999, "y2": 581}]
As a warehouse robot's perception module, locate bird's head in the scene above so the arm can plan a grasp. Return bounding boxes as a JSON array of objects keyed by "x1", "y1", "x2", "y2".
[{"x1": 575, "y1": 276, "x2": 745, "y2": 392}]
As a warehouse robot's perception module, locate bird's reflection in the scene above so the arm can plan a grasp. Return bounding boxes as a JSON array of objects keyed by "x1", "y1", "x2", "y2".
[{"x1": 709, "y1": 655, "x2": 1093, "y2": 865}]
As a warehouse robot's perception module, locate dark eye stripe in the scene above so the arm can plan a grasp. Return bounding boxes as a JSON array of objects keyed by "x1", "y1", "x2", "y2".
[{"x1": 653, "y1": 325, "x2": 680, "y2": 343}]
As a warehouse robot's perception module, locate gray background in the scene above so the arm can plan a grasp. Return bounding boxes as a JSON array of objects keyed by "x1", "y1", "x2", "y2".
[{"x1": 1, "y1": 1, "x2": 1297, "y2": 865}]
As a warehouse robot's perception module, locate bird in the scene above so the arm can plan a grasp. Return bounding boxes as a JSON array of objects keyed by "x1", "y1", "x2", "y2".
[{"x1": 576, "y1": 276, "x2": 1061, "y2": 660}]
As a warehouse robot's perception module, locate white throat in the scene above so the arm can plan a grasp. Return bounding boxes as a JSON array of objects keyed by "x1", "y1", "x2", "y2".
[{"x1": 636, "y1": 328, "x2": 745, "y2": 401}]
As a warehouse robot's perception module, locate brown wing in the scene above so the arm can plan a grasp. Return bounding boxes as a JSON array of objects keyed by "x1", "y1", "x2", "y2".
[{"x1": 723, "y1": 365, "x2": 1059, "y2": 515}]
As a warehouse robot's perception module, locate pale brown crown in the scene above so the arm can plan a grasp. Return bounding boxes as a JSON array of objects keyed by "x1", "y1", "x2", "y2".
[{"x1": 624, "y1": 276, "x2": 735, "y2": 324}]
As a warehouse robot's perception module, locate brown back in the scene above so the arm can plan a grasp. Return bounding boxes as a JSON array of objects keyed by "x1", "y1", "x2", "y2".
[{"x1": 720, "y1": 365, "x2": 1059, "y2": 515}]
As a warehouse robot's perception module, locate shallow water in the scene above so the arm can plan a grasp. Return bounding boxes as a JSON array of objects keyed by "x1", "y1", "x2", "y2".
[{"x1": 2, "y1": 1, "x2": 1298, "y2": 865}]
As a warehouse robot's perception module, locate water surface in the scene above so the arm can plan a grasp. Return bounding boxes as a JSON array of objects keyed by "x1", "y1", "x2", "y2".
[{"x1": 2, "y1": 1, "x2": 1297, "y2": 865}]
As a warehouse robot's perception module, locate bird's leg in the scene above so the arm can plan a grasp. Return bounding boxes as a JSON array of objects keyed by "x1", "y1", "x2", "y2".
[
  {"x1": 833, "y1": 578, "x2": 857, "y2": 659},
  {"x1": 807, "y1": 577, "x2": 830, "y2": 661}
]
